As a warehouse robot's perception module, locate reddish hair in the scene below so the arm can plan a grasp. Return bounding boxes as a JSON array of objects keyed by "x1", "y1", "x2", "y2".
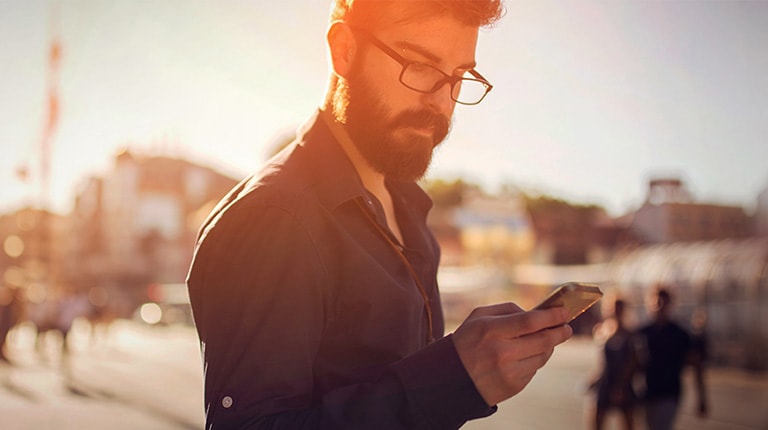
[{"x1": 330, "y1": 0, "x2": 505, "y2": 29}]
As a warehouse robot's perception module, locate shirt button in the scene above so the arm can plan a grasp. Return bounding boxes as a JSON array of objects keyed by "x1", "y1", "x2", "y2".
[{"x1": 222, "y1": 396, "x2": 233, "y2": 408}]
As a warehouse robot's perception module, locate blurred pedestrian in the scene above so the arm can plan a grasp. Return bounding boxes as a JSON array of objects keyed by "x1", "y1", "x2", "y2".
[
  {"x1": 186, "y1": 1, "x2": 574, "y2": 428},
  {"x1": 0, "y1": 286, "x2": 24, "y2": 363},
  {"x1": 55, "y1": 289, "x2": 90, "y2": 354},
  {"x1": 688, "y1": 307, "x2": 709, "y2": 417},
  {"x1": 637, "y1": 287, "x2": 708, "y2": 430},
  {"x1": 589, "y1": 297, "x2": 638, "y2": 430}
]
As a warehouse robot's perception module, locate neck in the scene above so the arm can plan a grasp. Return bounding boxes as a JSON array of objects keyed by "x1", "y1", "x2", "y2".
[
  {"x1": 319, "y1": 108, "x2": 388, "y2": 198},
  {"x1": 654, "y1": 314, "x2": 670, "y2": 326},
  {"x1": 319, "y1": 108, "x2": 404, "y2": 244}
]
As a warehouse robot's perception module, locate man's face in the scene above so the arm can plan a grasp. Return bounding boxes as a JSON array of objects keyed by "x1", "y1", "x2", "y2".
[{"x1": 343, "y1": 14, "x2": 480, "y2": 181}]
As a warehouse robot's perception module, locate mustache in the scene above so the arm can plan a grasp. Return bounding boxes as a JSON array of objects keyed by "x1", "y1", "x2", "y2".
[{"x1": 390, "y1": 110, "x2": 450, "y2": 137}]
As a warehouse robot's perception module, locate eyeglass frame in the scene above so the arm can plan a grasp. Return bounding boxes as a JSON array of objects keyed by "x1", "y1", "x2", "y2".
[{"x1": 350, "y1": 28, "x2": 493, "y2": 106}]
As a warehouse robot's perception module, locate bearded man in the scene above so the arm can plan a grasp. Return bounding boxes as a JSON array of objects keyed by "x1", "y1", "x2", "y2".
[{"x1": 187, "y1": 1, "x2": 572, "y2": 428}]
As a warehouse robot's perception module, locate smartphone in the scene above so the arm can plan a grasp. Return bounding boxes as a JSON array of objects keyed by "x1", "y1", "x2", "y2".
[{"x1": 532, "y1": 282, "x2": 603, "y2": 322}]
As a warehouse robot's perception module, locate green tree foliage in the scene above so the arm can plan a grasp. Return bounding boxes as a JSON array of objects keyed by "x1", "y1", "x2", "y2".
[
  {"x1": 522, "y1": 193, "x2": 601, "y2": 219},
  {"x1": 422, "y1": 178, "x2": 482, "y2": 207}
]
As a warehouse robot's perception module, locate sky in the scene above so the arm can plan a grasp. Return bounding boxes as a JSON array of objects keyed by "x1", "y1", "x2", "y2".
[{"x1": 1, "y1": 0, "x2": 766, "y2": 217}]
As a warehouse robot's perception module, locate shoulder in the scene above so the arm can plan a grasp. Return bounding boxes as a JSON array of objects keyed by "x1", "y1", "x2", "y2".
[
  {"x1": 671, "y1": 322, "x2": 692, "y2": 341},
  {"x1": 186, "y1": 168, "x2": 333, "y2": 308},
  {"x1": 197, "y1": 143, "x2": 333, "y2": 244},
  {"x1": 196, "y1": 172, "x2": 323, "y2": 256}
]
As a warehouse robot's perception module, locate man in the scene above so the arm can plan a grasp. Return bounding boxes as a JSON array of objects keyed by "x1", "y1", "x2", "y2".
[
  {"x1": 187, "y1": 1, "x2": 572, "y2": 428},
  {"x1": 637, "y1": 287, "x2": 708, "y2": 430}
]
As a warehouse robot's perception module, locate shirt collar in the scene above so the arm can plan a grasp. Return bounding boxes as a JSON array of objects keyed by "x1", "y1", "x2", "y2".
[
  {"x1": 299, "y1": 109, "x2": 433, "y2": 217},
  {"x1": 292, "y1": 109, "x2": 367, "y2": 211}
]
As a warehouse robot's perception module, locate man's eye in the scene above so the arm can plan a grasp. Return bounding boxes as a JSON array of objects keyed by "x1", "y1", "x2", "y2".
[{"x1": 408, "y1": 63, "x2": 439, "y2": 75}]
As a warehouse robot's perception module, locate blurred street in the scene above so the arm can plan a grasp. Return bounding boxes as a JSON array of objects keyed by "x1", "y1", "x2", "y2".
[
  {"x1": 1, "y1": 320, "x2": 204, "y2": 430},
  {"x1": 1, "y1": 320, "x2": 767, "y2": 430}
]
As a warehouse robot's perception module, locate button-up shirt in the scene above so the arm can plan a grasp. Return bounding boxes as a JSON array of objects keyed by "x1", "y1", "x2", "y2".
[{"x1": 187, "y1": 110, "x2": 493, "y2": 429}]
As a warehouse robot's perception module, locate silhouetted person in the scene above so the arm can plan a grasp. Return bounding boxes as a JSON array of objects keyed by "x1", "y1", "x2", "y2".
[
  {"x1": 688, "y1": 307, "x2": 709, "y2": 418},
  {"x1": 637, "y1": 287, "x2": 708, "y2": 430},
  {"x1": 55, "y1": 289, "x2": 89, "y2": 354},
  {"x1": 591, "y1": 298, "x2": 638, "y2": 430},
  {"x1": 0, "y1": 286, "x2": 24, "y2": 363}
]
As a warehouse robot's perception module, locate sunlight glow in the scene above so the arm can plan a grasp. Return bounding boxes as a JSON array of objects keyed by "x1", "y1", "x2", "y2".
[{"x1": 139, "y1": 302, "x2": 163, "y2": 325}]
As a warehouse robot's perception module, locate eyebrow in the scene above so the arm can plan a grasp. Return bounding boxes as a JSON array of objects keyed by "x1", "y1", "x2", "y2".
[{"x1": 394, "y1": 39, "x2": 477, "y2": 71}]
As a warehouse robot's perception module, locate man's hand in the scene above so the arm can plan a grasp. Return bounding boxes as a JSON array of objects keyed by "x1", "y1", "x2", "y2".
[{"x1": 452, "y1": 302, "x2": 573, "y2": 407}]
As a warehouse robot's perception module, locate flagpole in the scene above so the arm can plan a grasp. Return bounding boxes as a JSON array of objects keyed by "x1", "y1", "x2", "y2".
[{"x1": 37, "y1": 0, "x2": 61, "y2": 294}]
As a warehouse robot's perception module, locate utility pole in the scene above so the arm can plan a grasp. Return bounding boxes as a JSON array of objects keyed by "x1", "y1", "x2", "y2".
[{"x1": 36, "y1": 0, "x2": 61, "y2": 294}]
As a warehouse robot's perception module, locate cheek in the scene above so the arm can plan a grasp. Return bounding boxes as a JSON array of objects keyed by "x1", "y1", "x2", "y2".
[
  {"x1": 359, "y1": 60, "x2": 421, "y2": 110},
  {"x1": 368, "y1": 80, "x2": 406, "y2": 113}
]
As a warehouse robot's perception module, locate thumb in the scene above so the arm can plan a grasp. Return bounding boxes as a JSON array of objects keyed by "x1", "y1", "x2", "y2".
[{"x1": 466, "y1": 302, "x2": 524, "y2": 319}]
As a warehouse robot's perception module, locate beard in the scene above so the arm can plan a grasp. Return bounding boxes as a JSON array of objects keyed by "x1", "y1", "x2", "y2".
[{"x1": 341, "y1": 71, "x2": 452, "y2": 182}]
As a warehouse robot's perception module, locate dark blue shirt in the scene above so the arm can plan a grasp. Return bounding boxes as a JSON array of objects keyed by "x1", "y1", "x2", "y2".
[
  {"x1": 639, "y1": 321, "x2": 692, "y2": 400},
  {"x1": 187, "y1": 111, "x2": 493, "y2": 429}
]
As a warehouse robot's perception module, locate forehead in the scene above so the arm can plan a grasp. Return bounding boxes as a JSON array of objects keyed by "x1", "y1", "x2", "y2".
[
  {"x1": 360, "y1": 1, "x2": 477, "y2": 31},
  {"x1": 375, "y1": 13, "x2": 480, "y2": 67},
  {"x1": 343, "y1": 1, "x2": 448, "y2": 28}
]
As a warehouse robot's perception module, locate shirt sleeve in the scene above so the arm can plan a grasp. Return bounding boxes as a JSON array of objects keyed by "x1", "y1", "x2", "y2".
[{"x1": 187, "y1": 201, "x2": 494, "y2": 429}]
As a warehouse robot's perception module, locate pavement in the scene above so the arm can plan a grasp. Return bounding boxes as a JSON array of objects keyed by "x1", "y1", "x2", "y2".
[
  {"x1": 1, "y1": 320, "x2": 204, "y2": 430},
  {"x1": 463, "y1": 338, "x2": 768, "y2": 430},
  {"x1": 2, "y1": 320, "x2": 767, "y2": 430}
]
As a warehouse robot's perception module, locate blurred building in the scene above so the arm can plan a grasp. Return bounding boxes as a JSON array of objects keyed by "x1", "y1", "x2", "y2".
[
  {"x1": 427, "y1": 184, "x2": 535, "y2": 267},
  {"x1": 0, "y1": 208, "x2": 70, "y2": 295},
  {"x1": 67, "y1": 149, "x2": 238, "y2": 308},
  {"x1": 756, "y1": 184, "x2": 768, "y2": 237},
  {"x1": 607, "y1": 238, "x2": 768, "y2": 370},
  {"x1": 629, "y1": 178, "x2": 751, "y2": 244},
  {"x1": 524, "y1": 196, "x2": 611, "y2": 265},
  {"x1": 427, "y1": 186, "x2": 535, "y2": 323},
  {"x1": 600, "y1": 178, "x2": 767, "y2": 370},
  {"x1": 453, "y1": 189, "x2": 535, "y2": 266}
]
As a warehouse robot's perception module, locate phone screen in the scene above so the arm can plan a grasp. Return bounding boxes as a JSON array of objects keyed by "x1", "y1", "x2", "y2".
[{"x1": 532, "y1": 282, "x2": 603, "y2": 322}]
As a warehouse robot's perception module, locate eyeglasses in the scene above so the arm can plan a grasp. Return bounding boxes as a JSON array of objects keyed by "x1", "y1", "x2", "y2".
[{"x1": 352, "y1": 29, "x2": 493, "y2": 106}]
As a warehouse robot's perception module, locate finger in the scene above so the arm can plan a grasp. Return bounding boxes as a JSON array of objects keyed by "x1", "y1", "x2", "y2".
[
  {"x1": 488, "y1": 307, "x2": 570, "y2": 338},
  {"x1": 540, "y1": 324, "x2": 573, "y2": 348},
  {"x1": 527, "y1": 307, "x2": 571, "y2": 328},
  {"x1": 498, "y1": 325, "x2": 571, "y2": 363},
  {"x1": 467, "y1": 302, "x2": 524, "y2": 318}
]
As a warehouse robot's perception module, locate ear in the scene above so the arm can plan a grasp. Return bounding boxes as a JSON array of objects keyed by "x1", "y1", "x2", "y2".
[{"x1": 327, "y1": 21, "x2": 358, "y2": 78}]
